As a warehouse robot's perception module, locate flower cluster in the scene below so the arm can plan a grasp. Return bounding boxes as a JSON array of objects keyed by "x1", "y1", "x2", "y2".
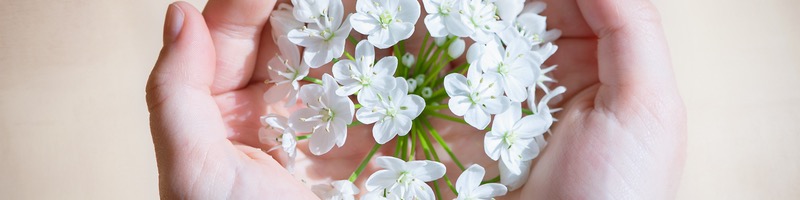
[{"x1": 260, "y1": 0, "x2": 564, "y2": 199}]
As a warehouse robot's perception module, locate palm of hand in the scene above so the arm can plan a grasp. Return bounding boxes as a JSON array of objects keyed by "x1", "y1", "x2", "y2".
[{"x1": 147, "y1": 0, "x2": 685, "y2": 199}]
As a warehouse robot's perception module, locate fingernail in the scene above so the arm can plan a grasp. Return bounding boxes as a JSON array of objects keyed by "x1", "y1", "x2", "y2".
[{"x1": 164, "y1": 3, "x2": 184, "y2": 44}]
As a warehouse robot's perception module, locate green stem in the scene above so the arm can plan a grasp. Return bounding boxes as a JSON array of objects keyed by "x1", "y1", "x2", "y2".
[
  {"x1": 420, "y1": 119, "x2": 466, "y2": 171},
  {"x1": 344, "y1": 51, "x2": 355, "y2": 60},
  {"x1": 296, "y1": 135, "x2": 310, "y2": 141},
  {"x1": 481, "y1": 175, "x2": 501, "y2": 184},
  {"x1": 417, "y1": 120, "x2": 458, "y2": 195},
  {"x1": 522, "y1": 108, "x2": 535, "y2": 115},
  {"x1": 348, "y1": 143, "x2": 382, "y2": 182},
  {"x1": 347, "y1": 121, "x2": 362, "y2": 127},
  {"x1": 414, "y1": 121, "x2": 443, "y2": 200},
  {"x1": 409, "y1": 127, "x2": 417, "y2": 160},
  {"x1": 425, "y1": 110, "x2": 467, "y2": 125},
  {"x1": 425, "y1": 104, "x2": 449, "y2": 111},
  {"x1": 347, "y1": 35, "x2": 359, "y2": 46},
  {"x1": 302, "y1": 76, "x2": 322, "y2": 84}
]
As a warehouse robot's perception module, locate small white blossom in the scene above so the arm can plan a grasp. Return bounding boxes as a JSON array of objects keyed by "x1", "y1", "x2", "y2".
[
  {"x1": 258, "y1": 114, "x2": 298, "y2": 173},
  {"x1": 331, "y1": 40, "x2": 397, "y2": 97},
  {"x1": 525, "y1": 86, "x2": 566, "y2": 130},
  {"x1": 434, "y1": 36, "x2": 447, "y2": 46},
  {"x1": 421, "y1": 0, "x2": 471, "y2": 37},
  {"x1": 351, "y1": 0, "x2": 420, "y2": 48},
  {"x1": 290, "y1": 74, "x2": 355, "y2": 155},
  {"x1": 356, "y1": 78, "x2": 425, "y2": 144},
  {"x1": 444, "y1": 67, "x2": 510, "y2": 130},
  {"x1": 529, "y1": 64, "x2": 557, "y2": 99},
  {"x1": 365, "y1": 156, "x2": 446, "y2": 200},
  {"x1": 459, "y1": 0, "x2": 506, "y2": 43},
  {"x1": 270, "y1": 3, "x2": 304, "y2": 42},
  {"x1": 455, "y1": 164, "x2": 508, "y2": 200},
  {"x1": 264, "y1": 36, "x2": 310, "y2": 107},
  {"x1": 477, "y1": 39, "x2": 540, "y2": 102},
  {"x1": 288, "y1": 0, "x2": 352, "y2": 68},
  {"x1": 484, "y1": 103, "x2": 544, "y2": 175},
  {"x1": 498, "y1": 2, "x2": 561, "y2": 49},
  {"x1": 312, "y1": 180, "x2": 360, "y2": 200}
]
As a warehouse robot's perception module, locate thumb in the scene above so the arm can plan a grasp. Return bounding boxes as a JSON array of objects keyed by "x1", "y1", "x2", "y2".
[{"x1": 146, "y1": 2, "x2": 227, "y2": 158}]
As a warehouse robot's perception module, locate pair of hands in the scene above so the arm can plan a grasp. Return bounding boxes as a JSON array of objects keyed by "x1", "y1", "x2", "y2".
[{"x1": 145, "y1": 0, "x2": 687, "y2": 199}]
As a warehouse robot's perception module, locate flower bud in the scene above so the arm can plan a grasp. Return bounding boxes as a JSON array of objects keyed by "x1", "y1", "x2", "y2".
[
  {"x1": 421, "y1": 87, "x2": 433, "y2": 98},
  {"x1": 407, "y1": 78, "x2": 418, "y2": 92},
  {"x1": 435, "y1": 36, "x2": 447, "y2": 46},
  {"x1": 448, "y1": 38, "x2": 465, "y2": 58},
  {"x1": 466, "y1": 43, "x2": 484, "y2": 64},
  {"x1": 415, "y1": 74, "x2": 425, "y2": 84},
  {"x1": 402, "y1": 52, "x2": 415, "y2": 67}
]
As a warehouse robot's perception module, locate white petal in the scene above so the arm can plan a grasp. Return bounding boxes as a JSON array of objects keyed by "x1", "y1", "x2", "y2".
[
  {"x1": 465, "y1": 107, "x2": 491, "y2": 130},
  {"x1": 480, "y1": 95, "x2": 510, "y2": 114},
  {"x1": 309, "y1": 125, "x2": 336, "y2": 155},
  {"x1": 472, "y1": 183, "x2": 508, "y2": 199},
  {"x1": 493, "y1": 102, "x2": 520, "y2": 131},
  {"x1": 484, "y1": 131, "x2": 504, "y2": 160},
  {"x1": 503, "y1": 78, "x2": 529, "y2": 102},
  {"x1": 373, "y1": 56, "x2": 398, "y2": 76},
  {"x1": 263, "y1": 83, "x2": 291, "y2": 104},
  {"x1": 355, "y1": 39, "x2": 376, "y2": 64},
  {"x1": 365, "y1": 170, "x2": 399, "y2": 191},
  {"x1": 448, "y1": 96, "x2": 471, "y2": 116},
  {"x1": 375, "y1": 156, "x2": 406, "y2": 172},
  {"x1": 443, "y1": 73, "x2": 470, "y2": 97},
  {"x1": 424, "y1": 15, "x2": 448, "y2": 37},
  {"x1": 456, "y1": 164, "x2": 484, "y2": 193},
  {"x1": 445, "y1": 15, "x2": 473, "y2": 37},
  {"x1": 394, "y1": 115, "x2": 413, "y2": 136},
  {"x1": 410, "y1": 160, "x2": 446, "y2": 181},
  {"x1": 399, "y1": 95, "x2": 425, "y2": 119},
  {"x1": 372, "y1": 120, "x2": 397, "y2": 144},
  {"x1": 466, "y1": 43, "x2": 485, "y2": 64},
  {"x1": 332, "y1": 180, "x2": 360, "y2": 195},
  {"x1": 350, "y1": 13, "x2": 380, "y2": 35},
  {"x1": 396, "y1": 0, "x2": 421, "y2": 23},
  {"x1": 289, "y1": 108, "x2": 321, "y2": 133}
]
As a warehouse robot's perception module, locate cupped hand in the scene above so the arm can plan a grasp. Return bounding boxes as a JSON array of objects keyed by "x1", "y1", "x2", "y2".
[{"x1": 146, "y1": 0, "x2": 686, "y2": 199}]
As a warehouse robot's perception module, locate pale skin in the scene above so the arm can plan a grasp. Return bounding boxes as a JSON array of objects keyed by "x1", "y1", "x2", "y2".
[{"x1": 146, "y1": 0, "x2": 687, "y2": 199}]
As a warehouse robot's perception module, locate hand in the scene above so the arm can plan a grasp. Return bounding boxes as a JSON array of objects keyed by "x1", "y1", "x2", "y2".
[
  {"x1": 510, "y1": 0, "x2": 687, "y2": 198},
  {"x1": 431, "y1": 0, "x2": 686, "y2": 199},
  {"x1": 146, "y1": 0, "x2": 686, "y2": 199}
]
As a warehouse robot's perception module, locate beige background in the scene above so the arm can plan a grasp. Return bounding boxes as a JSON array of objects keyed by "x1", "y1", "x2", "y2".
[{"x1": 1, "y1": 0, "x2": 798, "y2": 199}]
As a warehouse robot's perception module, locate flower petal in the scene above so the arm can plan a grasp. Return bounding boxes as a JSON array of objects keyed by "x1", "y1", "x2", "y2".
[
  {"x1": 448, "y1": 96, "x2": 471, "y2": 116},
  {"x1": 456, "y1": 164, "x2": 484, "y2": 193},
  {"x1": 472, "y1": 183, "x2": 508, "y2": 199},
  {"x1": 308, "y1": 125, "x2": 336, "y2": 155},
  {"x1": 411, "y1": 160, "x2": 446, "y2": 182},
  {"x1": 465, "y1": 107, "x2": 491, "y2": 130},
  {"x1": 365, "y1": 170, "x2": 399, "y2": 191}
]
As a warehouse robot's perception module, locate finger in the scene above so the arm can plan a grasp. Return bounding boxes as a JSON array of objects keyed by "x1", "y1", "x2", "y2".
[
  {"x1": 540, "y1": 0, "x2": 594, "y2": 38},
  {"x1": 203, "y1": 0, "x2": 277, "y2": 94},
  {"x1": 146, "y1": 2, "x2": 228, "y2": 152},
  {"x1": 577, "y1": 0, "x2": 676, "y2": 92}
]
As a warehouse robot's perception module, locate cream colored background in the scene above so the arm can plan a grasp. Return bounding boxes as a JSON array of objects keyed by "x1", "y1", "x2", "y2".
[{"x1": 1, "y1": 0, "x2": 798, "y2": 199}]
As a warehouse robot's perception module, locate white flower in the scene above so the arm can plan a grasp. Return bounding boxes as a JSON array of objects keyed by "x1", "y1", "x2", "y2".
[
  {"x1": 356, "y1": 78, "x2": 425, "y2": 144},
  {"x1": 477, "y1": 39, "x2": 540, "y2": 102},
  {"x1": 525, "y1": 86, "x2": 566, "y2": 129},
  {"x1": 484, "y1": 103, "x2": 545, "y2": 175},
  {"x1": 331, "y1": 40, "x2": 397, "y2": 97},
  {"x1": 291, "y1": 0, "x2": 330, "y2": 23},
  {"x1": 455, "y1": 164, "x2": 508, "y2": 200},
  {"x1": 421, "y1": 0, "x2": 471, "y2": 37},
  {"x1": 264, "y1": 36, "x2": 310, "y2": 107},
  {"x1": 529, "y1": 64, "x2": 557, "y2": 98},
  {"x1": 288, "y1": 0, "x2": 352, "y2": 68},
  {"x1": 444, "y1": 67, "x2": 510, "y2": 130},
  {"x1": 365, "y1": 156, "x2": 446, "y2": 200},
  {"x1": 290, "y1": 74, "x2": 355, "y2": 155},
  {"x1": 459, "y1": 0, "x2": 506, "y2": 43},
  {"x1": 350, "y1": 0, "x2": 420, "y2": 48},
  {"x1": 312, "y1": 180, "x2": 360, "y2": 200},
  {"x1": 258, "y1": 114, "x2": 298, "y2": 173},
  {"x1": 448, "y1": 37, "x2": 466, "y2": 58},
  {"x1": 270, "y1": 3, "x2": 304, "y2": 42},
  {"x1": 498, "y1": 2, "x2": 561, "y2": 49}
]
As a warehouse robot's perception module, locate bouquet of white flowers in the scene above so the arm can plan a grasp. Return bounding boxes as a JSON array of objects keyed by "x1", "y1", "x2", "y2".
[{"x1": 260, "y1": 0, "x2": 565, "y2": 199}]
